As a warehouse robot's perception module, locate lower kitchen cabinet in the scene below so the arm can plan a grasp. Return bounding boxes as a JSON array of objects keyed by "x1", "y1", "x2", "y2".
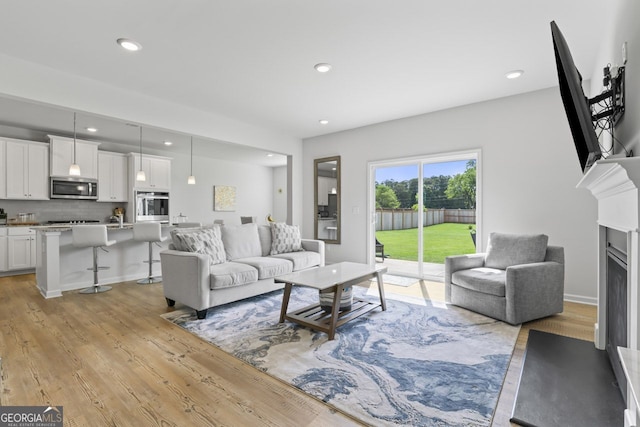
[
  {"x1": 7, "y1": 228, "x2": 36, "y2": 270},
  {"x1": 0, "y1": 228, "x2": 7, "y2": 271}
]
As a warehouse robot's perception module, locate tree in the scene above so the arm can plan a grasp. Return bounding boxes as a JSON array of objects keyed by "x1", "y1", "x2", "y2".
[
  {"x1": 380, "y1": 178, "x2": 418, "y2": 208},
  {"x1": 376, "y1": 185, "x2": 400, "y2": 209},
  {"x1": 445, "y1": 160, "x2": 476, "y2": 208},
  {"x1": 423, "y1": 175, "x2": 453, "y2": 208}
]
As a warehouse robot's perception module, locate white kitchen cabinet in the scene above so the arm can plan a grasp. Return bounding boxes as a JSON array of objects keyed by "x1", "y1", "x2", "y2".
[
  {"x1": 7, "y1": 227, "x2": 36, "y2": 270},
  {"x1": 0, "y1": 228, "x2": 7, "y2": 271},
  {"x1": 49, "y1": 135, "x2": 99, "y2": 179},
  {"x1": 0, "y1": 139, "x2": 6, "y2": 199},
  {"x1": 129, "y1": 153, "x2": 171, "y2": 191},
  {"x1": 98, "y1": 151, "x2": 128, "y2": 202},
  {"x1": 6, "y1": 140, "x2": 49, "y2": 200}
]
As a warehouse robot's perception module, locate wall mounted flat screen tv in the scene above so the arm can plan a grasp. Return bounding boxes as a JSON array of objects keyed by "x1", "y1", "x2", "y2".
[{"x1": 551, "y1": 21, "x2": 601, "y2": 173}]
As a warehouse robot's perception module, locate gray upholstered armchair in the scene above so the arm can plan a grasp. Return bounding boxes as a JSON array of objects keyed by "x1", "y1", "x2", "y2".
[{"x1": 445, "y1": 232, "x2": 564, "y2": 325}]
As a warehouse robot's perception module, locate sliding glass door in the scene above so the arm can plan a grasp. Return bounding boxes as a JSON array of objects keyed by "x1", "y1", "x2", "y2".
[{"x1": 369, "y1": 150, "x2": 479, "y2": 280}]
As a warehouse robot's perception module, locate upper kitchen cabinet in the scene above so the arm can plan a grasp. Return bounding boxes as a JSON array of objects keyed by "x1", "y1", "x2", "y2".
[
  {"x1": 0, "y1": 139, "x2": 6, "y2": 199},
  {"x1": 6, "y1": 139, "x2": 49, "y2": 200},
  {"x1": 98, "y1": 151, "x2": 128, "y2": 202},
  {"x1": 129, "y1": 153, "x2": 171, "y2": 191},
  {"x1": 48, "y1": 135, "x2": 99, "y2": 179}
]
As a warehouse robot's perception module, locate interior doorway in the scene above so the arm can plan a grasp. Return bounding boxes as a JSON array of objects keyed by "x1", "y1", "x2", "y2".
[{"x1": 368, "y1": 150, "x2": 480, "y2": 281}]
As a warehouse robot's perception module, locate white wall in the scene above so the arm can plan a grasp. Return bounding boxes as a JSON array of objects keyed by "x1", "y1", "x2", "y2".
[
  {"x1": 272, "y1": 166, "x2": 288, "y2": 223},
  {"x1": 590, "y1": 0, "x2": 640, "y2": 158},
  {"x1": 142, "y1": 148, "x2": 275, "y2": 226},
  {"x1": 303, "y1": 87, "x2": 599, "y2": 303}
]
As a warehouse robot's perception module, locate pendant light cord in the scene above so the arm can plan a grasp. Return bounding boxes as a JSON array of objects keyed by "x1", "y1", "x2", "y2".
[
  {"x1": 139, "y1": 127, "x2": 143, "y2": 170},
  {"x1": 190, "y1": 136, "x2": 193, "y2": 175},
  {"x1": 73, "y1": 112, "x2": 77, "y2": 164}
]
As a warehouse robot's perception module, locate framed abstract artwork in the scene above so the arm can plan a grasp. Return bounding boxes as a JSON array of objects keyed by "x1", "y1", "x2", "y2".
[{"x1": 213, "y1": 185, "x2": 236, "y2": 211}]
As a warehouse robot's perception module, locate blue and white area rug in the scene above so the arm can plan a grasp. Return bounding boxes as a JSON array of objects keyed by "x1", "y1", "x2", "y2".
[{"x1": 162, "y1": 286, "x2": 519, "y2": 426}]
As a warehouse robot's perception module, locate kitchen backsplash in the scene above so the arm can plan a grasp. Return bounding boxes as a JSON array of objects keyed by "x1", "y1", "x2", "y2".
[{"x1": 0, "y1": 200, "x2": 127, "y2": 224}]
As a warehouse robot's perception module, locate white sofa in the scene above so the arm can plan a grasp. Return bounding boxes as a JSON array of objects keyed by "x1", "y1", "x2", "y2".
[{"x1": 160, "y1": 223, "x2": 324, "y2": 319}]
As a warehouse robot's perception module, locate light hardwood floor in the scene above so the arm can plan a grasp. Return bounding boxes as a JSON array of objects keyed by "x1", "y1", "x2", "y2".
[{"x1": 0, "y1": 274, "x2": 596, "y2": 426}]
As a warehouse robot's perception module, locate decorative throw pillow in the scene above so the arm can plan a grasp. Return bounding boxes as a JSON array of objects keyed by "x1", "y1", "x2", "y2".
[
  {"x1": 171, "y1": 228, "x2": 226, "y2": 265},
  {"x1": 484, "y1": 232, "x2": 548, "y2": 270},
  {"x1": 270, "y1": 222, "x2": 303, "y2": 255}
]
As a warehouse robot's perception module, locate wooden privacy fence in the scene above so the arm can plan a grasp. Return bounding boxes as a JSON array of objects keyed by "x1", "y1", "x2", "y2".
[{"x1": 376, "y1": 208, "x2": 476, "y2": 231}]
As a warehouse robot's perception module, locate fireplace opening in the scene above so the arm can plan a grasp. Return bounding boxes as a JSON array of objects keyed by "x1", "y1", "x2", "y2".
[{"x1": 606, "y1": 243, "x2": 627, "y2": 401}]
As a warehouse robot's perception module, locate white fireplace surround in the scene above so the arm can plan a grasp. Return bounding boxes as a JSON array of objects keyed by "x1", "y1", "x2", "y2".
[{"x1": 577, "y1": 156, "x2": 640, "y2": 426}]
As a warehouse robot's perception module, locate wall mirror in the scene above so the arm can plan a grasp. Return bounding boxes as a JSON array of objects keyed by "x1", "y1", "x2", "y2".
[{"x1": 314, "y1": 156, "x2": 341, "y2": 244}]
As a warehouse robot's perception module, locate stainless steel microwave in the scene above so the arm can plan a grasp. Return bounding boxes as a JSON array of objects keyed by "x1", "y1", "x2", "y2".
[{"x1": 50, "y1": 177, "x2": 98, "y2": 200}]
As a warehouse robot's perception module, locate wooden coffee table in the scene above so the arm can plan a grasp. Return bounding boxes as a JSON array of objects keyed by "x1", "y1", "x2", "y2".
[{"x1": 276, "y1": 262, "x2": 387, "y2": 340}]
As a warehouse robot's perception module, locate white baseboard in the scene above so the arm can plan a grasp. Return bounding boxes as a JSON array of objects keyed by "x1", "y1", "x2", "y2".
[{"x1": 564, "y1": 293, "x2": 597, "y2": 306}]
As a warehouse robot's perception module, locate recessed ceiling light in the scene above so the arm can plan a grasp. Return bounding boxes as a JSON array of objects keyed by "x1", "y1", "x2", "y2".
[
  {"x1": 319, "y1": 119, "x2": 329, "y2": 125},
  {"x1": 505, "y1": 70, "x2": 524, "y2": 79},
  {"x1": 314, "y1": 63, "x2": 332, "y2": 73},
  {"x1": 163, "y1": 141, "x2": 173, "y2": 146},
  {"x1": 266, "y1": 153, "x2": 274, "y2": 157},
  {"x1": 117, "y1": 38, "x2": 142, "y2": 52},
  {"x1": 85, "y1": 127, "x2": 97, "y2": 133}
]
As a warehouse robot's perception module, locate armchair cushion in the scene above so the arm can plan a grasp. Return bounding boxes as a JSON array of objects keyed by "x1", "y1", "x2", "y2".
[
  {"x1": 451, "y1": 267, "x2": 506, "y2": 297},
  {"x1": 485, "y1": 232, "x2": 548, "y2": 269}
]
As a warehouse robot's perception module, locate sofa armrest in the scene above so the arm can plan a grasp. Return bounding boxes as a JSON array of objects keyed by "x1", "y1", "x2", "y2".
[
  {"x1": 301, "y1": 239, "x2": 325, "y2": 266},
  {"x1": 160, "y1": 249, "x2": 211, "y2": 311},
  {"x1": 505, "y1": 261, "x2": 564, "y2": 324},
  {"x1": 444, "y1": 253, "x2": 486, "y2": 301}
]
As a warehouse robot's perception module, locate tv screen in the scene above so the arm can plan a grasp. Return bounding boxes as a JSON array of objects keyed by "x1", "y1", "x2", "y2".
[{"x1": 550, "y1": 21, "x2": 601, "y2": 173}]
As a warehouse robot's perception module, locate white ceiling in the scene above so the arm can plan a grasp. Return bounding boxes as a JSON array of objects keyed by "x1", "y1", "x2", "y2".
[{"x1": 0, "y1": 1, "x2": 609, "y2": 163}]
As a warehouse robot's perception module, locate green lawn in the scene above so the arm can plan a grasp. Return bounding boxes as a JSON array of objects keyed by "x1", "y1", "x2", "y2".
[{"x1": 376, "y1": 223, "x2": 476, "y2": 264}]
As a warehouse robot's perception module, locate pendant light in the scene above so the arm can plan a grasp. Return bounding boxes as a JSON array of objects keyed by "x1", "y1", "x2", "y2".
[
  {"x1": 68, "y1": 112, "x2": 81, "y2": 176},
  {"x1": 136, "y1": 126, "x2": 146, "y2": 181},
  {"x1": 187, "y1": 136, "x2": 196, "y2": 185}
]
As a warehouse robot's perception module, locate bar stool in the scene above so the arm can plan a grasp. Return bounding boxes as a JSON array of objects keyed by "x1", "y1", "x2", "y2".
[
  {"x1": 72, "y1": 225, "x2": 116, "y2": 294},
  {"x1": 134, "y1": 222, "x2": 168, "y2": 284}
]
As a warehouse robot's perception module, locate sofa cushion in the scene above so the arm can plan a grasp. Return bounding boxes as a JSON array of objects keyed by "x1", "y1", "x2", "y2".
[
  {"x1": 170, "y1": 227, "x2": 226, "y2": 265},
  {"x1": 270, "y1": 250, "x2": 322, "y2": 271},
  {"x1": 484, "y1": 232, "x2": 548, "y2": 270},
  {"x1": 270, "y1": 222, "x2": 303, "y2": 255},
  {"x1": 221, "y1": 223, "x2": 262, "y2": 260},
  {"x1": 258, "y1": 225, "x2": 272, "y2": 256},
  {"x1": 234, "y1": 257, "x2": 293, "y2": 279},
  {"x1": 451, "y1": 267, "x2": 506, "y2": 297},
  {"x1": 209, "y1": 261, "x2": 259, "y2": 290}
]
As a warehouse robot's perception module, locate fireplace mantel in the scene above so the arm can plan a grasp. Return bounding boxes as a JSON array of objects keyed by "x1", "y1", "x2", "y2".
[{"x1": 577, "y1": 157, "x2": 640, "y2": 233}]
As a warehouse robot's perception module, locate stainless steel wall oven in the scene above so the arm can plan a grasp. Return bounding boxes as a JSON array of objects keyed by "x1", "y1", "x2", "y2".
[{"x1": 135, "y1": 191, "x2": 170, "y2": 223}]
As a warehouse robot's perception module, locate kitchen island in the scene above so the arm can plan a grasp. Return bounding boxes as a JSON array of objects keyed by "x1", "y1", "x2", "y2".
[{"x1": 33, "y1": 224, "x2": 172, "y2": 298}]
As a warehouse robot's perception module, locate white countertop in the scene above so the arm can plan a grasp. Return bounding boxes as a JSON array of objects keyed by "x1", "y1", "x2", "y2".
[
  {"x1": 29, "y1": 223, "x2": 176, "y2": 232},
  {"x1": 30, "y1": 223, "x2": 135, "y2": 232}
]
